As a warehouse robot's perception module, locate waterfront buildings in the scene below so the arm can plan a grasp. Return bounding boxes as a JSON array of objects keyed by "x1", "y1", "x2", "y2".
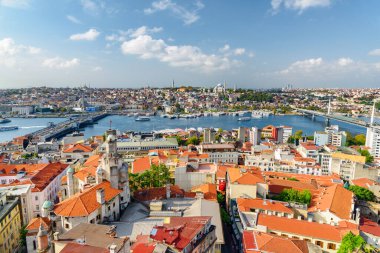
[
  {"x1": 366, "y1": 125, "x2": 380, "y2": 159},
  {"x1": 314, "y1": 125, "x2": 347, "y2": 147}
]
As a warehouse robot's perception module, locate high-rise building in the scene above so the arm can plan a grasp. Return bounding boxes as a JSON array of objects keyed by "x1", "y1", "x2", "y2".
[
  {"x1": 314, "y1": 125, "x2": 346, "y2": 147},
  {"x1": 237, "y1": 127, "x2": 246, "y2": 142},
  {"x1": 366, "y1": 103, "x2": 380, "y2": 159},
  {"x1": 249, "y1": 127, "x2": 261, "y2": 145}
]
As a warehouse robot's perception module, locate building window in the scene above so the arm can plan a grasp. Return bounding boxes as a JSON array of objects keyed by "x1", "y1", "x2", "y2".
[
  {"x1": 327, "y1": 243, "x2": 336, "y2": 250},
  {"x1": 65, "y1": 223, "x2": 70, "y2": 229},
  {"x1": 315, "y1": 241, "x2": 324, "y2": 248},
  {"x1": 33, "y1": 240, "x2": 36, "y2": 250},
  {"x1": 35, "y1": 205, "x2": 39, "y2": 211},
  {"x1": 35, "y1": 196, "x2": 38, "y2": 201}
]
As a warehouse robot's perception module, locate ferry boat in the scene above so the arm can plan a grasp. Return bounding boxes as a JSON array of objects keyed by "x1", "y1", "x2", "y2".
[
  {"x1": 0, "y1": 117, "x2": 11, "y2": 124},
  {"x1": 135, "y1": 116, "x2": 151, "y2": 121},
  {"x1": 238, "y1": 117, "x2": 251, "y2": 121},
  {"x1": 0, "y1": 126, "x2": 18, "y2": 132}
]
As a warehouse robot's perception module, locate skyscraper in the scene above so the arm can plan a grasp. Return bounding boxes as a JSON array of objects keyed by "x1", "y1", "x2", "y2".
[{"x1": 365, "y1": 103, "x2": 380, "y2": 159}]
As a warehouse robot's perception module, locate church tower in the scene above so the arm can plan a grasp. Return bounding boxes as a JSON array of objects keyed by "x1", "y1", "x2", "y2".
[{"x1": 99, "y1": 129, "x2": 130, "y2": 210}]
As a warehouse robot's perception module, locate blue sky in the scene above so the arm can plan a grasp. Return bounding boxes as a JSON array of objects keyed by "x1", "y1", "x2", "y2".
[{"x1": 1, "y1": 0, "x2": 380, "y2": 88}]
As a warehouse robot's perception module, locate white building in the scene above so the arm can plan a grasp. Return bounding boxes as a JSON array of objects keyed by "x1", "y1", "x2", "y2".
[
  {"x1": 366, "y1": 126, "x2": 380, "y2": 159},
  {"x1": 12, "y1": 106, "x2": 34, "y2": 115},
  {"x1": 249, "y1": 127, "x2": 261, "y2": 145}
]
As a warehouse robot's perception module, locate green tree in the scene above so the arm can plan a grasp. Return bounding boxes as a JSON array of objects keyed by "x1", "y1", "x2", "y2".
[
  {"x1": 348, "y1": 185, "x2": 375, "y2": 201},
  {"x1": 338, "y1": 232, "x2": 366, "y2": 253},
  {"x1": 354, "y1": 134, "x2": 366, "y2": 146},
  {"x1": 358, "y1": 149, "x2": 374, "y2": 163},
  {"x1": 186, "y1": 136, "x2": 200, "y2": 145},
  {"x1": 277, "y1": 189, "x2": 312, "y2": 205},
  {"x1": 217, "y1": 192, "x2": 225, "y2": 204},
  {"x1": 294, "y1": 130, "x2": 303, "y2": 139},
  {"x1": 220, "y1": 207, "x2": 231, "y2": 224},
  {"x1": 19, "y1": 225, "x2": 27, "y2": 247}
]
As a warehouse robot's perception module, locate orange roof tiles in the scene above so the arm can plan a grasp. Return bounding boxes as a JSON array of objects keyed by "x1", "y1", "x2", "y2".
[
  {"x1": 63, "y1": 143, "x2": 93, "y2": 153},
  {"x1": 83, "y1": 154, "x2": 102, "y2": 167},
  {"x1": 257, "y1": 214, "x2": 358, "y2": 242},
  {"x1": 132, "y1": 156, "x2": 151, "y2": 174},
  {"x1": 309, "y1": 184, "x2": 353, "y2": 220},
  {"x1": 228, "y1": 167, "x2": 264, "y2": 185},
  {"x1": 360, "y1": 218, "x2": 380, "y2": 237},
  {"x1": 268, "y1": 178, "x2": 318, "y2": 194},
  {"x1": 54, "y1": 181, "x2": 121, "y2": 217},
  {"x1": 351, "y1": 178, "x2": 378, "y2": 189},
  {"x1": 60, "y1": 243, "x2": 108, "y2": 253},
  {"x1": 237, "y1": 198, "x2": 293, "y2": 214},
  {"x1": 242, "y1": 231, "x2": 310, "y2": 253},
  {"x1": 190, "y1": 183, "x2": 217, "y2": 201},
  {"x1": 26, "y1": 217, "x2": 51, "y2": 235}
]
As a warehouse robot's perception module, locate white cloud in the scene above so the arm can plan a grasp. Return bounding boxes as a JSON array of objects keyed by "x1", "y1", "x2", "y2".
[
  {"x1": 0, "y1": 0, "x2": 29, "y2": 8},
  {"x1": 369, "y1": 49, "x2": 380, "y2": 56},
  {"x1": 42, "y1": 57, "x2": 80, "y2": 69},
  {"x1": 67, "y1": 15, "x2": 82, "y2": 24},
  {"x1": 280, "y1": 57, "x2": 323, "y2": 74},
  {"x1": 92, "y1": 66, "x2": 102, "y2": 71},
  {"x1": 234, "y1": 48, "x2": 246, "y2": 56},
  {"x1": 219, "y1": 44, "x2": 230, "y2": 53},
  {"x1": 0, "y1": 38, "x2": 40, "y2": 56},
  {"x1": 337, "y1": 57, "x2": 353, "y2": 67},
  {"x1": 105, "y1": 26, "x2": 163, "y2": 45},
  {"x1": 271, "y1": 0, "x2": 331, "y2": 13},
  {"x1": 70, "y1": 28, "x2": 100, "y2": 41},
  {"x1": 144, "y1": 0, "x2": 204, "y2": 25},
  {"x1": 121, "y1": 27, "x2": 237, "y2": 72},
  {"x1": 81, "y1": 0, "x2": 99, "y2": 13}
]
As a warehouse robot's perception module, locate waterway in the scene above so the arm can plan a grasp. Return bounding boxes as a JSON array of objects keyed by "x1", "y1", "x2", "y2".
[{"x1": 0, "y1": 114, "x2": 370, "y2": 143}]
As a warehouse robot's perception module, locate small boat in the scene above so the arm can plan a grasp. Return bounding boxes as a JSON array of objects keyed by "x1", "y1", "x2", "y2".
[
  {"x1": 251, "y1": 114, "x2": 263, "y2": 119},
  {"x1": 0, "y1": 117, "x2": 11, "y2": 124},
  {"x1": 135, "y1": 117, "x2": 151, "y2": 121},
  {"x1": 238, "y1": 117, "x2": 251, "y2": 121},
  {"x1": 0, "y1": 126, "x2": 18, "y2": 131}
]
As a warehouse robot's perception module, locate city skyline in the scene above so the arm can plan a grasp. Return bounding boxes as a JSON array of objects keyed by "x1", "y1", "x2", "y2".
[{"x1": 1, "y1": 0, "x2": 380, "y2": 88}]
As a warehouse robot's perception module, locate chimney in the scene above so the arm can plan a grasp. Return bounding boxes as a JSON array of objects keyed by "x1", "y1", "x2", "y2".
[
  {"x1": 109, "y1": 244, "x2": 117, "y2": 253},
  {"x1": 307, "y1": 217, "x2": 312, "y2": 222},
  {"x1": 195, "y1": 191, "x2": 204, "y2": 199},
  {"x1": 96, "y1": 188, "x2": 105, "y2": 205},
  {"x1": 37, "y1": 224, "x2": 49, "y2": 252},
  {"x1": 166, "y1": 184, "x2": 171, "y2": 199},
  {"x1": 53, "y1": 232, "x2": 60, "y2": 241},
  {"x1": 355, "y1": 208, "x2": 361, "y2": 224}
]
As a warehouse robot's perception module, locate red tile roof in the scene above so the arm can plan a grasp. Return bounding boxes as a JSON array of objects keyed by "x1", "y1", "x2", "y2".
[
  {"x1": 190, "y1": 183, "x2": 217, "y2": 201},
  {"x1": 26, "y1": 217, "x2": 51, "y2": 235},
  {"x1": 132, "y1": 156, "x2": 151, "y2": 174},
  {"x1": 309, "y1": 184, "x2": 353, "y2": 220},
  {"x1": 360, "y1": 218, "x2": 380, "y2": 237},
  {"x1": 133, "y1": 185, "x2": 185, "y2": 201},
  {"x1": 54, "y1": 181, "x2": 121, "y2": 217},
  {"x1": 150, "y1": 216, "x2": 211, "y2": 251},
  {"x1": 242, "y1": 230, "x2": 311, "y2": 253},
  {"x1": 268, "y1": 179, "x2": 318, "y2": 194},
  {"x1": 60, "y1": 243, "x2": 108, "y2": 253},
  {"x1": 237, "y1": 198, "x2": 294, "y2": 214},
  {"x1": 63, "y1": 143, "x2": 93, "y2": 153},
  {"x1": 351, "y1": 178, "x2": 378, "y2": 189},
  {"x1": 257, "y1": 214, "x2": 358, "y2": 242}
]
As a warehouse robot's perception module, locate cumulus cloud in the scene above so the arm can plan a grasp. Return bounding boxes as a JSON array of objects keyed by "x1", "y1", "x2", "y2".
[
  {"x1": 368, "y1": 49, "x2": 380, "y2": 56},
  {"x1": 67, "y1": 15, "x2": 82, "y2": 24},
  {"x1": 218, "y1": 44, "x2": 248, "y2": 57},
  {"x1": 280, "y1": 57, "x2": 323, "y2": 74},
  {"x1": 0, "y1": 0, "x2": 29, "y2": 8},
  {"x1": 144, "y1": 0, "x2": 204, "y2": 25},
  {"x1": 42, "y1": 57, "x2": 80, "y2": 69},
  {"x1": 0, "y1": 38, "x2": 41, "y2": 56},
  {"x1": 234, "y1": 48, "x2": 246, "y2": 56},
  {"x1": 70, "y1": 28, "x2": 100, "y2": 41},
  {"x1": 337, "y1": 57, "x2": 353, "y2": 67},
  {"x1": 120, "y1": 27, "x2": 238, "y2": 72},
  {"x1": 271, "y1": 0, "x2": 331, "y2": 13}
]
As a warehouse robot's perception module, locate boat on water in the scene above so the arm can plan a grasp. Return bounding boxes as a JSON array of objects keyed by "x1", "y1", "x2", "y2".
[
  {"x1": 238, "y1": 117, "x2": 251, "y2": 121},
  {"x1": 0, "y1": 126, "x2": 18, "y2": 132},
  {"x1": 135, "y1": 116, "x2": 151, "y2": 122},
  {"x1": 251, "y1": 114, "x2": 263, "y2": 119},
  {"x1": 0, "y1": 117, "x2": 11, "y2": 124}
]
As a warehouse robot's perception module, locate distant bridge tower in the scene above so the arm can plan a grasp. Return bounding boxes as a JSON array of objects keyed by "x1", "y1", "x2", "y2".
[
  {"x1": 327, "y1": 99, "x2": 332, "y2": 115},
  {"x1": 326, "y1": 99, "x2": 331, "y2": 125}
]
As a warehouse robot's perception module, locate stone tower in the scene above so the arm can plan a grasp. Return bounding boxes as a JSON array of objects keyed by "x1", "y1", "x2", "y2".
[{"x1": 99, "y1": 129, "x2": 130, "y2": 210}]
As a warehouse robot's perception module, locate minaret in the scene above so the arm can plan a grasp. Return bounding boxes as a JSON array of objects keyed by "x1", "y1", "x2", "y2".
[
  {"x1": 223, "y1": 80, "x2": 226, "y2": 92},
  {"x1": 67, "y1": 167, "x2": 74, "y2": 198},
  {"x1": 37, "y1": 224, "x2": 49, "y2": 253},
  {"x1": 172, "y1": 80, "x2": 175, "y2": 89},
  {"x1": 370, "y1": 101, "x2": 375, "y2": 126}
]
